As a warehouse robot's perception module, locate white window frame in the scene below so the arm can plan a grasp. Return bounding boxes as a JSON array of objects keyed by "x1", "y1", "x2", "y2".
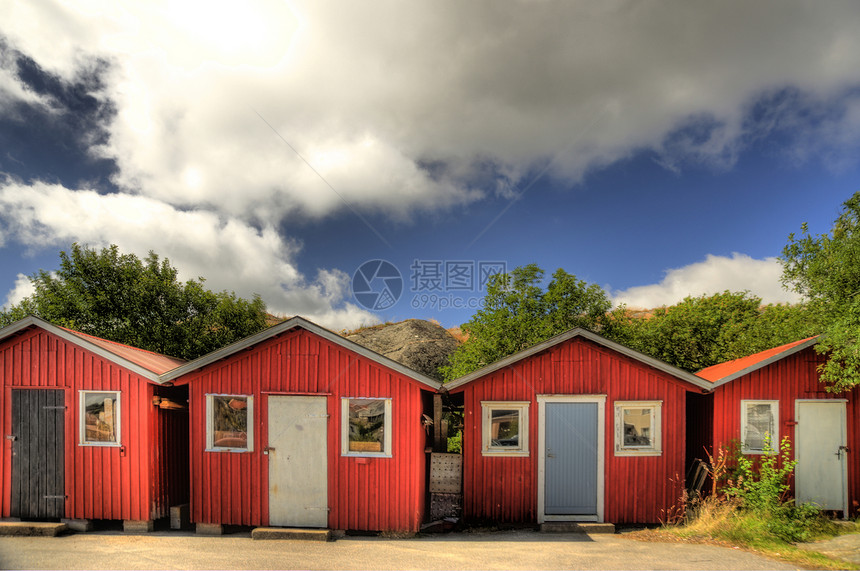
[
  {"x1": 206, "y1": 394, "x2": 254, "y2": 453},
  {"x1": 741, "y1": 400, "x2": 779, "y2": 455},
  {"x1": 341, "y1": 397, "x2": 393, "y2": 458},
  {"x1": 79, "y1": 390, "x2": 121, "y2": 447},
  {"x1": 614, "y1": 400, "x2": 662, "y2": 456},
  {"x1": 481, "y1": 401, "x2": 530, "y2": 457}
]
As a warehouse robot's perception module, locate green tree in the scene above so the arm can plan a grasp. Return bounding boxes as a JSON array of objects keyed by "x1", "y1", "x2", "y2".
[
  {"x1": 0, "y1": 243, "x2": 269, "y2": 360},
  {"x1": 781, "y1": 191, "x2": 860, "y2": 391},
  {"x1": 605, "y1": 292, "x2": 817, "y2": 372},
  {"x1": 442, "y1": 264, "x2": 611, "y2": 380}
]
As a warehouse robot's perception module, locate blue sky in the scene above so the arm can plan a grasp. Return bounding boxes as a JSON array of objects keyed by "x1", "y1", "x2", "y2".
[{"x1": 1, "y1": 1, "x2": 859, "y2": 331}]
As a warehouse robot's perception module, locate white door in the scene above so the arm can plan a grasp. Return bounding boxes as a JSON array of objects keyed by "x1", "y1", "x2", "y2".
[
  {"x1": 795, "y1": 400, "x2": 847, "y2": 513},
  {"x1": 268, "y1": 396, "x2": 328, "y2": 527}
]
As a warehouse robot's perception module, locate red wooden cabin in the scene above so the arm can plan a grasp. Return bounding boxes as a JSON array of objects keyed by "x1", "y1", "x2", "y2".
[
  {"x1": 0, "y1": 316, "x2": 189, "y2": 528},
  {"x1": 698, "y1": 337, "x2": 860, "y2": 516},
  {"x1": 444, "y1": 328, "x2": 712, "y2": 525},
  {"x1": 160, "y1": 316, "x2": 441, "y2": 533}
]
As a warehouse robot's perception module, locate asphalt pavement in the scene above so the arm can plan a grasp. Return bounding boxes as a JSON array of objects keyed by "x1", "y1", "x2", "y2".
[{"x1": 0, "y1": 529, "x2": 801, "y2": 570}]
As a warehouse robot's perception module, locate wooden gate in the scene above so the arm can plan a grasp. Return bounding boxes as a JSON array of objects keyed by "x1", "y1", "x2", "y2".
[{"x1": 11, "y1": 389, "x2": 65, "y2": 519}]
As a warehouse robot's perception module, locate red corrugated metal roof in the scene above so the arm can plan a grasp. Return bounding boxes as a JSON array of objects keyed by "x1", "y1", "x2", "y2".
[
  {"x1": 60, "y1": 327, "x2": 185, "y2": 374},
  {"x1": 697, "y1": 336, "x2": 818, "y2": 383}
]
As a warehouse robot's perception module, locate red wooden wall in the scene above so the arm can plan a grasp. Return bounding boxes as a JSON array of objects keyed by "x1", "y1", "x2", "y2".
[
  {"x1": 178, "y1": 327, "x2": 432, "y2": 532},
  {"x1": 712, "y1": 346, "x2": 860, "y2": 513},
  {"x1": 451, "y1": 336, "x2": 698, "y2": 524},
  {"x1": 0, "y1": 326, "x2": 186, "y2": 521}
]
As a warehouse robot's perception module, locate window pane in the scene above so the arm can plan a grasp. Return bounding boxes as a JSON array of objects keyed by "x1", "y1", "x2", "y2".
[
  {"x1": 348, "y1": 399, "x2": 385, "y2": 452},
  {"x1": 745, "y1": 403, "x2": 774, "y2": 451},
  {"x1": 213, "y1": 396, "x2": 248, "y2": 448},
  {"x1": 490, "y1": 408, "x2": 520, "y2": 447},
  {"x1": 84, "y1": 392, "x2": 118, "y2": 443},
  {"x1": 622, "y1": 408, "x2": 652, "y2": 447}
]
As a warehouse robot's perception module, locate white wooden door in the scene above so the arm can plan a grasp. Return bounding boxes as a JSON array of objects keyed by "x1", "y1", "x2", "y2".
[
  {"x1": 268, "y1": 396, "x2": 328, "y2": 527},
  {"x1": 795, "y1": 400, "x2": 847, "y2": 513}
]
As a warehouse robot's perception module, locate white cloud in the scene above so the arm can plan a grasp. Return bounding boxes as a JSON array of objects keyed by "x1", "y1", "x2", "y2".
[
  {"x1": 2, "y1": 273, "x2": 34, "y2": 309},
  {"x1": 1, "y1": 1, "x2": 859, "y2": 324},
  {"x1": 0, "y1": 181, "x2": 377, "y2": 329},
  {"x1": 611, "y1": 253, "x2": 802, "y2": 309},
  {"x1": 2, "y1": 1, "x2": 860, "y2": 224}
]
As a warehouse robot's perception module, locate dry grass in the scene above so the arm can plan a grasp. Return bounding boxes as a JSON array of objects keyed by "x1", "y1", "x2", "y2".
[{"x1": 631, "y1": 496, "x2": 860, "y2": 570}]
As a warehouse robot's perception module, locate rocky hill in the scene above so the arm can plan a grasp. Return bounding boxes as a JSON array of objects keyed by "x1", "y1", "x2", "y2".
[{"x1": 344, "y1": 319, "x2": 461, "y2": 381}]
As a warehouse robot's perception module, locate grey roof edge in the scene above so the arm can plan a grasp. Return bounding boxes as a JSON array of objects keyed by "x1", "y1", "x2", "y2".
[
  {"x1": 159, "y1": 316, "x2": 443, "y2": 390},
  {"x1": 708, "y1": 336, "x2": 820, "y2": 389},
  {"x1": 444, "y1": 327, "x2": 713, "y2": 391},
  {"x1": 0, "y1": 315, "x2": 164, "y2": 383}
]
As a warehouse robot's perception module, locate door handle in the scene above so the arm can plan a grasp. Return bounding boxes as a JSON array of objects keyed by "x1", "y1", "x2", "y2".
[
  {"x1": 263, "y1": 446, "x2": 275, "y2": 455},
  {"x1": 837, "y1": 446, "x2": 850, "y2": 459}
]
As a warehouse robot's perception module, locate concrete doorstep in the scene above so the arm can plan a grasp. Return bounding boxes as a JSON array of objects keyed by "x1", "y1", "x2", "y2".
[
  {"x1": 251, "y1": 527, "x2": 332, "y2": 541},
  {"x1": 0, "y1": 521, "x2": 68, "y2": 537},
  {"x1": 540, "y1": 522, "x2": 616, "y2": 534}
]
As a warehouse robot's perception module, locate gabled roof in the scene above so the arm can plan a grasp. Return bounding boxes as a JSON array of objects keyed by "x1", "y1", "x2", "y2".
[
  {"x1": 0, "y1": 316, "x2": 185, "y2": 383},
  {"x1": 159, "y1": 315, "x2": 442, "y2": 389},
  {"x1": 697, "y1": 336, "x2": 819, "y2": 388},
  {"x1": 444, "y1": 327, "x2": 713, "y2": 391}
]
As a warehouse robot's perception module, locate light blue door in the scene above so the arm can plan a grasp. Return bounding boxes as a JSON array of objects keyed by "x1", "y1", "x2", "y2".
[{"x1": 545, "y1": 402, "x2": 598, "y2": 515}]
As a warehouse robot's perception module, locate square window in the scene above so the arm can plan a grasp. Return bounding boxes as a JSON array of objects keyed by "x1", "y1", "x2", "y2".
[
  {"x1": 614, "y1": 401, "x2": 662, "y2": 456},
  {"x1": 741, "y1": 400, "x2": 778, "y2": 454},
  {"x1": 206, "y1": 394, "x2": 253, "y2": 452},
  {"x1": 342, "y1": 398, "x2": 392, "y2": 457},
  {"x1": 80, "y1": 391, "x2": 120, "y2": 446},
  {"x1": 481, "y1": 402, "x2": 529, "y2": 456}
]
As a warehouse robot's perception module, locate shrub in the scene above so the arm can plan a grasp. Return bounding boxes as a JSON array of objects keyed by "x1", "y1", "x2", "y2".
[
  {"x1": 723, "y1": 436, "x2": 796, "y2": 512},
  {"x1": 703, "y1": 437, "x2": 837, "y2": 544}
]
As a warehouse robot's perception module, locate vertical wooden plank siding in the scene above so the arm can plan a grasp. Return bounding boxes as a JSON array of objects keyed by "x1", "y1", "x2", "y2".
[
  {"x1": 712, "y1": 346, "x2": 860, "y2": 514},
  {"x1": 183, "y1": 328, "x2": 430, "y2": 532},
  {"x1": 453, "y1": 337, "x2": 693, "y2": 525},
  {"x1": 0, "y1": 327, "x2": 172, "y2": 521}
]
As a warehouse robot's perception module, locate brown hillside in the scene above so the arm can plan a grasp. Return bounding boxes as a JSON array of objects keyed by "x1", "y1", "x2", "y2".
[{"x1": 344, "y1": 319, "x2": 460, "y2": 381}]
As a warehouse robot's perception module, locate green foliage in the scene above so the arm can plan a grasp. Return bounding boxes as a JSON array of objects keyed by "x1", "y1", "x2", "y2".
[
  {"x1": 724, "y1": 436, "x2": 796, "y2": 512},
  {"x1": 441, "y1": 264, "x2": 611, "y2": 380},
  {"x1": 446, "y1": 431, "x2": 462, "y2": 453},
  {"x1": 781, "y1": 192, "x2": 860, "y2": 390},
  {"x1": 605, "y1": 292, "x2": 818, "y2": 372},
  {"x1": 657, "y1": 441, "x2": 847, "y2": 569},
  {"x1": 0, "y1": 243, "x2": 269, "y2": 360},
  {"x1": 720, "y1": 437, "x2": 835, "y2": 544},
  {"x1": 444, "y1": 266, "x2": 818, "y2": 379}
]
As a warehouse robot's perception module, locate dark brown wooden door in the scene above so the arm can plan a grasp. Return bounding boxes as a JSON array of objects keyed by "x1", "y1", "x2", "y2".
[{"x1": 11, "y1": 389, "x2": 65, "y2": 519}]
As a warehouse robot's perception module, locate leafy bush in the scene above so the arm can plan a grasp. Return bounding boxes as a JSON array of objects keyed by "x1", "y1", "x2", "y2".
[
  {"x1": 766, "y1": 501, "x2": 837, "y2": 543},
  {"x1": 692, "y1": 437, "x2": 836, "y2": 544},
  {"x1": 447, "y1": 431, "x2": 462, "y2": 453},
  {"x1": 723, "y1": 436, "x2": 796, "y2": 512}
]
